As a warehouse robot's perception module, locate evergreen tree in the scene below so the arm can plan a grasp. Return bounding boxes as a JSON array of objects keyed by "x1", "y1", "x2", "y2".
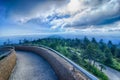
[
  {"x1": 116, "y1": 48, "x2": 120, "y2": 58},
  {"x1": 92, "y1": 37, "x2": 97, "y2": 44},
  {"x1": 110, "y1": 45, "x2": 117, "y2": 56},
  {"x1": 99, "y1": 39, "x2": 104, "y2": 44},
  {"x1": 107, "y1": 40, "x2": 113, "y2": 48},
  {"x1": 99, "y1": 39, "x2": 107, "y2": 52},
  {"x1": 104, "y1": 48, "x2": 113, "y2": 65},
  {"x1": 83, "y1": 36, "x2": 90, "y2": 49},
  {"x1": 71, "y1": 53, "x2": 80, "y2": 63}
]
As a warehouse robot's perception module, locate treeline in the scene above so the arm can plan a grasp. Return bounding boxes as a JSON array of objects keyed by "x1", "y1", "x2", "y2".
[
  {"x1": 21, "y1": 37, "x2": 120, "y2": 65},
  {"x1": 5, "y1": 37, "x2": 120, "y2": 80}
]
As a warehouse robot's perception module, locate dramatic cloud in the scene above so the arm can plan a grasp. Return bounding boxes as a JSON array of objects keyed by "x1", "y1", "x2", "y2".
[
  {"x1": 0, "y1": 0, "x2": 120, "y2": 36},
  {"x1": 51, "y1": 0, "x2": 120, "y2": 28}
]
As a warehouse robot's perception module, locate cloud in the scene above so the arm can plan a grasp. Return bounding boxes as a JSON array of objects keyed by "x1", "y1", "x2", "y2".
[
  {"x1": 63, "y1": 21, "x2": 120, "y2": 34},
  {"x1": 0, "y1": 0, "x2": 120, "y2": 35},
  {"x1": 50, "y1": 0, "x2": 120, "y2": 28},
  {"x1": 5, "y1": 0, "x2": 69, "y2": 23},
  {"x1": 3, "y1": 0, "x2": 120, "y2": 27}
]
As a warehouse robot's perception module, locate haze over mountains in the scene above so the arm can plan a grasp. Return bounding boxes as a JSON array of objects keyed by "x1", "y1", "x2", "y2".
[{"x1": 0, "y1": 34, "x2": 120, "y2": 45}]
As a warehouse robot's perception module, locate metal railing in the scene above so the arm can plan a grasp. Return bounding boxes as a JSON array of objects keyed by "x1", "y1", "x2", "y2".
[
  {"x1": 39, "y1": 45, "x2": 99, "y2": 80},
  {"x1": 0, "y1": 51, "x2": 10, "y2": 60},
  {"x1": 0, "y1": 46, "x2": 14, "y2": 60}
]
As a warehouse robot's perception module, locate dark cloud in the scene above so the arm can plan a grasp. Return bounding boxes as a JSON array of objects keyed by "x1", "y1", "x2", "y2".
[
  {"x1": 52, "y1": 0, "x2": 120, "y2": 28},
  {"x1": 0, "y1": 0, "x2": 69, "y2": 18},
  {"x1": 0, "y1": 0, "x2": 120, "y2": 35},
  {"x1": 84, "y1": 0, "x2": 111, "y2": 6}
]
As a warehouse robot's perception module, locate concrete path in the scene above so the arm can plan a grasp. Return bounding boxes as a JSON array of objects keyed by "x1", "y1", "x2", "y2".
[
  {"x1": 95, "y1": 62, "x2": 120, "y2": 80},
  {"x1": 9, "y1": 51, "x2": 58, "y2": 80}
]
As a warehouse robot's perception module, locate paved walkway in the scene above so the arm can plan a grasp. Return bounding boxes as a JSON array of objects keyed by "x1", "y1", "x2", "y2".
[
  {"x1": 9, "y1": 51, "x2": 58, "y2": 80},
  {"x1": 96, "y1": 62, "x2": 120, "y2": 80}
]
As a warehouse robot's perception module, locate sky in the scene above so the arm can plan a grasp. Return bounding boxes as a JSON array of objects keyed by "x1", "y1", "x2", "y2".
[{"x1": 0, "y1": 0, "x2": 120, "y2": 36}]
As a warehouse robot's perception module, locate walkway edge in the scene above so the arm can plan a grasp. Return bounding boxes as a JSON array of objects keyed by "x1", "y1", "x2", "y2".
[
  {"x1": 0, "y1": 49, "x2": 16, "y2": 80},
  {"x1": 15, "y1": 46, "x2": 95, "y2": 80}
]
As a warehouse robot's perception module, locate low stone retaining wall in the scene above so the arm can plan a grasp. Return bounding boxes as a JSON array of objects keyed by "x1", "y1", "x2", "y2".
[
  {"x1": 15, "y1": 46, "x2": 88, "y2": 80},
  {"x1": 0, "y1": 49, "x2": 16, "y2": 80}
]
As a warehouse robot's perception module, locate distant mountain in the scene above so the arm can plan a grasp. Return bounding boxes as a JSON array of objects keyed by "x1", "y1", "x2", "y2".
[{"x1": 47, "y1": 35, "x2": 63, "y2": 39}]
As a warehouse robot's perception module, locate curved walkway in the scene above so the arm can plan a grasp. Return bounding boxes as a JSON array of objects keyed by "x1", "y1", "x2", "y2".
[
  {"x1": 9, "y1": 51, "x2": 58, "y2": 80},
  {"x1": 96, "y1": 62, "x2": 120, "y2": 80}
]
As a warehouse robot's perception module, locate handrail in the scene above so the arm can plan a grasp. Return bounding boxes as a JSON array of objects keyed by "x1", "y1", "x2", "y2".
[
  {"x1": 0, "y1": 46, "x2": 14, "y2": 60},
  {"x1": 0, "y1": 50, "x2": 11, "y2": 60},
  {"x1": 0, "y1": 46, "x2": 15, "y2": 50},
  {"x1": 39, "y1": 45, "x2": 99, "y2": 80}
]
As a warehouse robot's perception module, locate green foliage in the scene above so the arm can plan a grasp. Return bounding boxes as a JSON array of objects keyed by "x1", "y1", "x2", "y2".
[
  {"x1": 16, "y1": 36, "x2": 120, "y2": 79},
  {"x1": 87, "y1": 64, "x2": 108, "y2": 80},
  {"x1": 99, "y1": 64, "x2": 106, "y2": 72},
  {"x1": 116, "y1": 49, "x2": 120, "y2": 58},
  {"x1": 92, "y1": 37, "x2": 97, "y2": 44},
  {"x1": 78, "y1": 60, "x2": 108, "y2": 80},
  {"x1": 71, "y1": 54, "x2": 80, "y2": 63},
  {"x1": 108, "y1": 59, "x2": 120, "y2": 71},
  {"x1": 83, "y1": 36, "x2": 90, "y2": 49},
  {"x1": 104, "y1": 48, "x2": 113, "y2": 65}
]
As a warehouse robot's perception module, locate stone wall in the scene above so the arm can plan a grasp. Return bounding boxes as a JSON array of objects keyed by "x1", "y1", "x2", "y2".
[
  {"x1": 0, "y1": 50, "x2": 16, "y2": 80},
  {"x1": 15, "y1": 46, "x2": 88, "y2": 80}
]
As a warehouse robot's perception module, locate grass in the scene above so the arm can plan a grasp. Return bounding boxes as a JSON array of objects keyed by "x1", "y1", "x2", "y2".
[
  {"x1": 76, "y1": 59, "x2": 108, "y2": 80},
  {"x1": 54, "y1": 46, "x2": 109, "y2": 80},
  {"x1": 107, "y1": 59, "x2": 120, "y2": 71},
  {"x1": 84, "y1": 64, "x2": 108, "y2": 80}
]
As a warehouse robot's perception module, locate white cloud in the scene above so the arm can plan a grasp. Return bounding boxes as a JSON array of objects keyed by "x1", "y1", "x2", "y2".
[
  {"x1": 50, "y1": 0, "x2": 120, "y2": 29},
  {"x1": 63, "y1": 21, "x2": 120, "y2": 34},
  {"x1": 8, "y1": 0, "x2": 120, "y2": 35},
  {"x1": 10, "y1": 0, "x2": 68, "y2": 23}
]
